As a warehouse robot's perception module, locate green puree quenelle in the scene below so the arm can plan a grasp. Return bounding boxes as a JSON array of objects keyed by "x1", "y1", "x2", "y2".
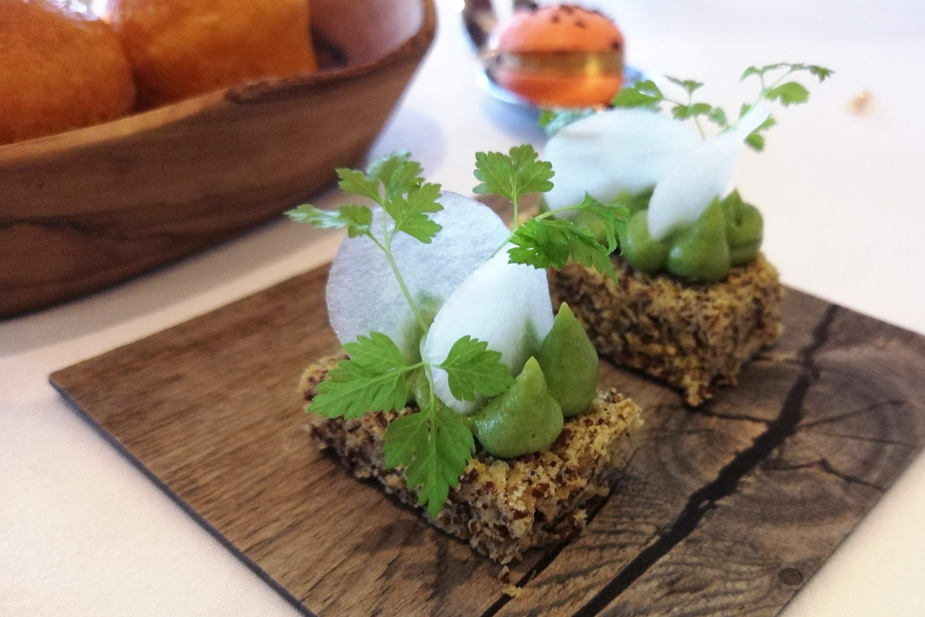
[
  {"x1": 411, "y1": 303, "x2": 600, "y2": 459},
  {"x1": 619, "y1": 189, "x2": 763, "y2": 283}
]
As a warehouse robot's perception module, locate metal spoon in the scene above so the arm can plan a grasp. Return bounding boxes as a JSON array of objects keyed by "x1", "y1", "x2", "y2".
[{"x1": 462, "y1": 0, "x2": 536, "y2": 53}]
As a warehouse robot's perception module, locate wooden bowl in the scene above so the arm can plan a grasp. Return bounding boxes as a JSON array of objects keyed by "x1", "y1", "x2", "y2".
[{"x1": 0, "y1": 0, "x2": 436, "y2": 319}]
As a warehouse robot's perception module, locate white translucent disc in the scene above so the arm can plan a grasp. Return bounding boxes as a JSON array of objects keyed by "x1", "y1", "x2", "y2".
[{"x1": 326, "y1": 192, "x2": 511, "y2": 360}]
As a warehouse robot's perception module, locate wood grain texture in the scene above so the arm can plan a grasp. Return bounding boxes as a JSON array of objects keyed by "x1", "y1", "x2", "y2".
[
  {"x1": 0, "y1": 0, "x2": 435, "y2": 319},
  {"x1": 51, "y1": 267, "x2": 925, "y2": 617}
]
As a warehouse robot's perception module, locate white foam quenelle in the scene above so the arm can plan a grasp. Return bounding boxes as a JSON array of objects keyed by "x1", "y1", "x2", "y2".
[
  {"x1": 543, "y1": 108, "x2": 699, "y2": 212},
  {"x1": 326, "y1": 192, "x2": 511, "y2": 360},
  {"x1": 423, "y1": 248, "x2": 555, "y2": 414},
  {"x1": 647, "y1": 106, "x2": 770, "y2": 241}
]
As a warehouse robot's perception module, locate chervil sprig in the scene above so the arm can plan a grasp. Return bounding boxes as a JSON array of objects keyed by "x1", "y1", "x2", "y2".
[
  {"x1": 738, "y1": 63, "x2": 832, "y2": 149},
  {"x1": 309, "y1": 332, "x2": 414, "y2": 419},
  {"x1": 741, "y1": 63, "x2": 833, "y2": 105},
  {"x1": 473, "y1": 145, "x2": 629, "y2": 282},
  {"x1": 440, "y1": 336, "x2": 515, "y2": 402},
  {"x1": 608, "y1": 62, "x2": 832, "y2": 149},
  {"x1": 287, "y1": 152, "x2": 442, "y2": 331},
  {"x1": 537, "y1": 108, "x2": 594, "y2": 136},
  {"x1": 473, "y1": 144, "x2": 554, "y2": 226},
  {"x1": 541, "y1": 63, "x2": 832, "y2": 148},
  {"x1": 382, "y1": 404, "x2": 475, "y2": 516}
]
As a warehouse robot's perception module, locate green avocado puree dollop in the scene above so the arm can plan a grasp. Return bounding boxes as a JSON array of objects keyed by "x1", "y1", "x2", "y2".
[
  {"x1": 536, "y1": 303, "x2": 599, "y2": 417},
  {"x1": 470, "y1": 303, "x2": 599, "y2": 457},
  {"x1": 472, "y1": 357, "x2": 563, "y2": 458},
  {"x1": 618, "y1": 189, "x2": 763, "y2": 283},
  {"x1": 410, "y1": 302, "x2": 599, "y2": 459}
]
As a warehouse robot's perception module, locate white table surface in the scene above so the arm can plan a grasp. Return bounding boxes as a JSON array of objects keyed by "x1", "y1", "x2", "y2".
[{"x1": 2, "y1": 1, "x2": 924, "y2": 615}]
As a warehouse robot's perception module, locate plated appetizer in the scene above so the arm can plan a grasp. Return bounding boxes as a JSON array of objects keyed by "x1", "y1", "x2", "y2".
[
  {"x1": 542, "y1": 63, "x2": 831, "y2": 405},
  {"x1": 288, "y1": 147, "x2": 641, "y2": 563}
]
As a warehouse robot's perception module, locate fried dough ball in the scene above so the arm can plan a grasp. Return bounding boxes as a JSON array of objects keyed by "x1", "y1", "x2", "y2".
[
  {"x1": 103, "y1": 0, "x2": 319, "y2": 108},
  {"x1": 0, "y1": 0, "x2": 136, "y2": 145}
]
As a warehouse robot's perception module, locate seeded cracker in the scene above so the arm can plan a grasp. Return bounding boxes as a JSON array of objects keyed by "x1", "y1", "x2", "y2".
[
  {"x1": 300, "y1": 355, "x2": 643, "y2": 564},
  {"x1": 549, "y1": 254, "x2": 782, "y2": 406}
]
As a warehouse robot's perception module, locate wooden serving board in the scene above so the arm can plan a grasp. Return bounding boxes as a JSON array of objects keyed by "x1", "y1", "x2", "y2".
[{"x1": 51, "y1": 265, "x2": 925, "y2": 617}]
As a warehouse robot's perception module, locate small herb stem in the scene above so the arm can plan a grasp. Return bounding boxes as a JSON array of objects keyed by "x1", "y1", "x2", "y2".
[
  {"x1": 371, "y1": 231, "x2": 430, "y2": 334},
  {"x1": 533, "y1": 208, "x2": 566, "y2": 221},
  {"x1": 758, "y1": 66, "x2": 795, "y2": 106},
  {"x1": 664, "y1": 93, "x2": 707, "y2": 139},
  {"x1": 511, "y1": 192, "x2": 520, "y2": 231},
  {"x1": 686, "y1": 91, "x2": 708, "y2": 139},
  {"x1": 488, "y1": 189, "x2": 524, "y2": 258},
  {"x1": 489, "y1": 198, "x2": 611, "y2": 258},
  {"x1": 692, "y1": 117, "x2": 706, "y2": 139},
  {"x1": 417, "y1": 334, "x2": 439, "y2": 447},
  {"x1": 418, "y1": 335, "x2": 435, "y2": 393}
]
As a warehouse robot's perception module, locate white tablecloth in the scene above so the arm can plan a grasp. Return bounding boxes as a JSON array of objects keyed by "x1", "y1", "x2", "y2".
[{"x1": 3, "y1": 1, "x2": 924, "y2": 615}]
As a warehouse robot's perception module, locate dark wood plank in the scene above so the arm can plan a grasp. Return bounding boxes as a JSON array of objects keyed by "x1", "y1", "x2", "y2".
[
  {"x1": 50, "y1": 267, "x2": 925, "y2": 617},
  {"x1": 488, "y1": 296, "x2": 925, "y2": 617}
]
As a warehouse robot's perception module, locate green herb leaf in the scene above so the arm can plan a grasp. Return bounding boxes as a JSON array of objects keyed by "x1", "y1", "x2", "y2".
[
  {"x1": 436, "y1": 335, "x2": 515, "y2": 401},
  {"x1": 383, "y1": 181, "x2": 444, "y2": 243},
  {"x1": 509, "y1": 219, "x2": 569, "y2": 268},
  {"x1": 707, "y1": 106, "x2": 728, "y2": 127},
  {"x1": 285, "y1": 204, "x2": 373, "y2": 238},
  {"x1": 472, "y1": 144, "x2": 554, "y2": 202},
  {"x1": 538, "y1": 108, "x2": 594, "y2": 136},
  {"x1": 805, "y1": 64, "x2": 834, "y2": 82},
  {"x1": 744, "y1": 115, "x2": 777, "y2": 151},
  {"x1": 654, "y1": 62, "x2": 833, "y2": 145},
  {"x1": 765, "y1": 81, "x2": 810, "y2": 106},
  {"x1": 574, "y1": 193, "x2": 631, "y2": 253},
  {"x1": 342, "y1": 331, "x2": 410, "y2": 373},
  {"x1": 741, "y1": 64, "x2": 775, "y2": 80},
  {"x1": 308, "y1": 332, "x2": 413, "y2": 419},
  {"x1": 671, "y1": 103, "x2": 728, "y2": 128},
  {"x1": 337, "y1": 168, "x2": 382, "y2": 203},
  {"x1": 508, "y1": 218, "x2": 618, "y2": 282},
  {"x1": 382, "y1": 410, "x2": 424, "y2": 469},
  {"x1": 560, "y1": 226, "x2": 619, "y2": 282},
  {"x1": 367, "y1": 151, "x2": 425, "y2": 200},
  {"x1": 741, "y1": 62, "x2": 834, "y2": 84},
  {"x1": 610, "y1": 79, "x2": 664, "y2": 109},
  {"x1": 383, "y1": 405, "x2": 474, "y2": 518},
  {"x1": 665, "y1": 76, "x2": 703, "y2": 94}
]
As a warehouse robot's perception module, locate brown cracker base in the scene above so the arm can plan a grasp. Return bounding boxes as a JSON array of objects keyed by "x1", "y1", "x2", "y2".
[
  {"x1": 299, "y1": 356, "x2": 643, "y2": 564},
  {"x1": 549, "y1": 254, "x2": 783, "y2": 406}
]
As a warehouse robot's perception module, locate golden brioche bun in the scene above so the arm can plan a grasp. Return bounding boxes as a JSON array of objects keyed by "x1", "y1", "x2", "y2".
[
  {"x1": 103, "y1": 0, "x2": 319, "y2": 108},
  {"x1": 491, "y1": 4, "x2": 624, "y2": 108},
  {"x1": 0, "y1": 0, "x2": 136, "y2": 145}
]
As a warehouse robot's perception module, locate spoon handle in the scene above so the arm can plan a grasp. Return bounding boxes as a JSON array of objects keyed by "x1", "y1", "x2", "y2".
[{"x1": 463, "y1": 0, "x2": 537, "y2": 52}]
